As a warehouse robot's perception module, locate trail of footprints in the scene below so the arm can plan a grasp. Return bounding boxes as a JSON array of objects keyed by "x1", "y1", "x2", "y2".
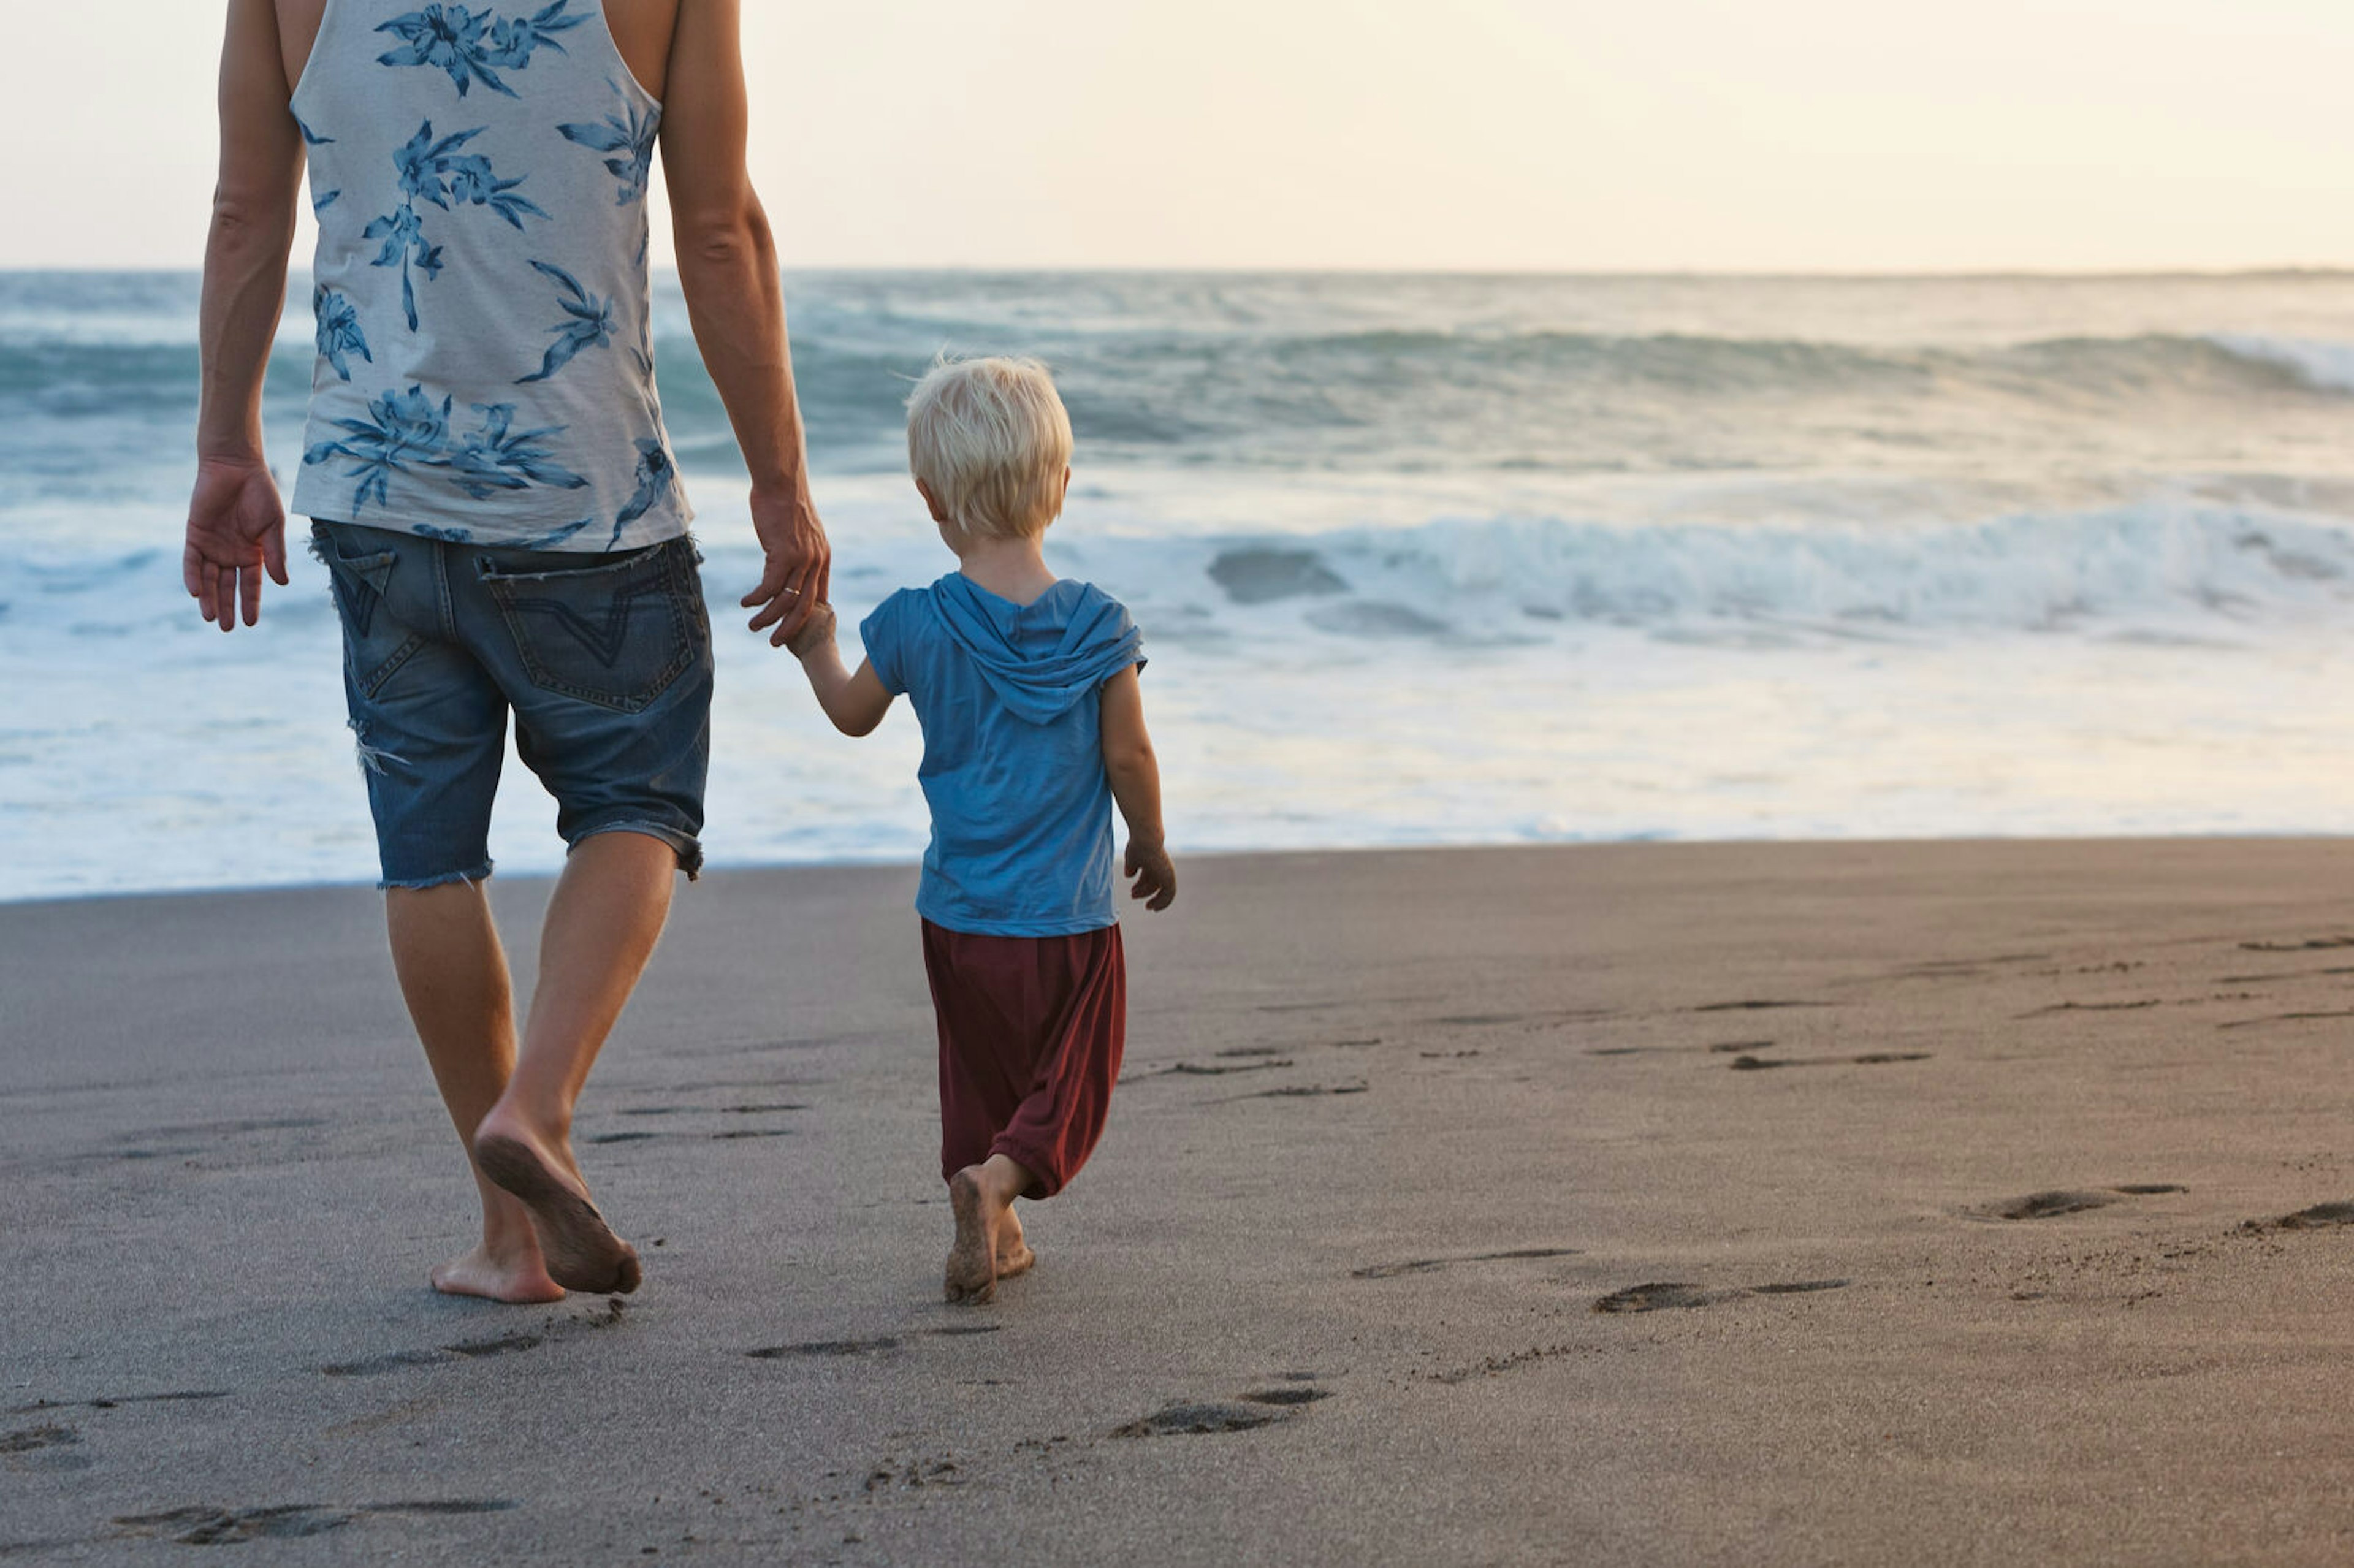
[{"x1": 39, "y1": 938, "x2": 2354, "y2": 1541}]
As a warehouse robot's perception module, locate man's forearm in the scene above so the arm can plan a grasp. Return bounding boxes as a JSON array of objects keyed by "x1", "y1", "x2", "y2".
[
  {"x1": 196, "y1": 194, "x2": 297, "y2": 462},
  {"x1": 675, "y1": 199, "x2": 809, "y2": 497}
]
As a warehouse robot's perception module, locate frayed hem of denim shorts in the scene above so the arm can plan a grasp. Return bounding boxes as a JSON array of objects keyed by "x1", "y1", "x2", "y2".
[
  {"x1": 566, "y1": 821, "x2": 704, "y2": 881},
  {"x1": 378, "y1": 860, "x2": 495, "y2": 892}
]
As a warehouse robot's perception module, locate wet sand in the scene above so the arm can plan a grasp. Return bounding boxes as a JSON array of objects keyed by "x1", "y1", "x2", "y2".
[{"x1": 10, "y1": 840, "x2": 2354, "y2": 1563}]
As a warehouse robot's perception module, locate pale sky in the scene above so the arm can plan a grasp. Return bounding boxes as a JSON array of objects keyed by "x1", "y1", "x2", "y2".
[{"x1": 15, "y1": 1, "x2": 2354, "y2": 272}]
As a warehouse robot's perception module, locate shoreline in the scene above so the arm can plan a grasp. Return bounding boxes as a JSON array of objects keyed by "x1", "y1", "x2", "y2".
[{"x1": 9, "y1": 829, "x2": 2354, "y2": 910}]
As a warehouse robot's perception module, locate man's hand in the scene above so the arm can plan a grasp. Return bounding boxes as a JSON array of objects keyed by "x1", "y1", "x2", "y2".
[
  {"x1": 1124, "y1": 839, "x2": 1177, "y2": 912},
  {"x1": 783, "y1": 601, "x2": 837, "y2": 660},
  {"x1": 184, "y1": 455, "x2": 290, "y2": 631},
  {"x1": 742, "y1": 483, "x2": 831, "y2": 647}
]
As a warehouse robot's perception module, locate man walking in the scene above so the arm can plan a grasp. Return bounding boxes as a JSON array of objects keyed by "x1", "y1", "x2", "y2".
[{"x1": 184, "y1": 0, "x2": 823, "y2": 1300}]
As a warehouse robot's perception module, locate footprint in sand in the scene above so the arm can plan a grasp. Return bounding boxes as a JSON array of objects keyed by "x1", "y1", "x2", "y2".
[
  {"x1": 2016, "y1": 1000, "x2": 2163, "y2": 1019},
  {"x1": 1352, "y1": 1246, "x2": 1579, "y2": 1281},
  {"x1": 1124, "y1": 1059, "x2": 1295, "y2": 1083},
  {"x1": 747, "y1": 1325, "x2": 999, "y2": 1361},
  {"x1": 747, "y1": 1336, "x2": 902, "y2": 1360},
  {"x1": 2252, "y1": 1201, "x2": 2354, "y2": 1231},
  {"x1": 321, "y1": 1303, "x2": 625, "y2": 1377},
  {"x1": 589, "y1": 1125, "x2": 793, "y2": 1143},
  {"x1": 1984, "y1": 1185, "x2": 2186, "y2": 1221},
  {"x1": 2217, "y1": 1008, "x2": 2354, "y2": 1031},
  {"x1": 1593, "y1": 1279, "x2": 1849, "y2": 1314},
  {"x1": 112, "y1": 1502, "x2": 515, "y2": 1545},
  {"x1": 9, "y1": 1391, "x2": 227, "y2": 1415},
  {"x1": 1236, "y1": 1082, "x2": 1369, "y2": 1100},
  {"x1": 1113, "y1": 1383, "x2": 1333, "y2": 1437},
  {"x1": 1729, "y1": 1051, "x2": 1930, "y2": 1071},
  {"x1": 1, "y1": 1425, "x2": 80, "y2": 1454}
]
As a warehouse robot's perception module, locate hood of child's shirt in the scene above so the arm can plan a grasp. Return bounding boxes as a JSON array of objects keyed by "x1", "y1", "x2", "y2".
[{"x1": 932, "y1": 573, "x2": 1143, "y2": 725}]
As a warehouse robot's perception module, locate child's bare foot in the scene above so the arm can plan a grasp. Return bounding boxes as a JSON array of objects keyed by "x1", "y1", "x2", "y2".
[
  {"x1": 945, "y1": 1169, "x2": 998, "y2": 1303},
  {"x1": 995, "y1": 1208, "x2": 1036, "y2": 1281},
  {"x1": 945, "y1": 1154, "x2": 1035, "y2": 1304},
  {"x1": 474, "y1": 1119, "x2": 641, "y2": 1295},
  {"x1": 429, "y1": 1244, "x2": 566, "y2": 1304}
]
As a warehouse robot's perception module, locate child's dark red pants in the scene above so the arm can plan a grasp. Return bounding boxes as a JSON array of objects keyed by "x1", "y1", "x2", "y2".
[{"x1": 921, "y1": 919, "x2": 1126, "y2": 1200}]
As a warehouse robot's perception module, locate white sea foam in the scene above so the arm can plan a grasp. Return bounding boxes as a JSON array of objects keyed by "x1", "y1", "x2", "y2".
[
  {"x1": 15, "y1": 270, "x2": 2354, "y2": 899},
  {"x1": 2207, "y1": 333, "x2": 2354, "y2": 395}
]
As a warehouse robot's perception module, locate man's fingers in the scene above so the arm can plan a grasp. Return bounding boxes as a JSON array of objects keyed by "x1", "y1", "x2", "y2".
[
  {"x1": 748, "y1": 584, "x2": 809, "y2": 636},
  {"x1": 740, "y1": 576, "x2": 781, "y2": 612},
  {"x1": 215, "y1": 566, "x2": 238, "y2": 633},
  {"x1": 241, "y1": 563, "x2": 265, "y2": 626},
  {"x1": 741, "y1": 557, "x2": 790, "y2": 611},
  {"x1": 761, "y1": 560, "x2": 825, "y2": 645},
  {"x1": 745, "y1": 558, "x2": 812, "y2": 631},
  {"x1": 264, "y1": 526, "x2": 289, "y2": 585}
]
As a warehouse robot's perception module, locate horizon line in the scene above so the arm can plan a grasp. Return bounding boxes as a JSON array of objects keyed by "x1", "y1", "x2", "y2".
[{"x1": 9, "y1": 262, "x2": 2354, "y2": 284}]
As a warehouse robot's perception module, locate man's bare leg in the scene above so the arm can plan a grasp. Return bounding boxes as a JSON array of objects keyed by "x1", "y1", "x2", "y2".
[
  {"x1": 474, "y1": 831, "x2": 676, "y2": 1293},
  {"x1": 947, "y1": 1153, "x2": 1034, "y2": 1304},
  {"x1": 386, "y1": 878, "x2": 565, "y2": 1304}
]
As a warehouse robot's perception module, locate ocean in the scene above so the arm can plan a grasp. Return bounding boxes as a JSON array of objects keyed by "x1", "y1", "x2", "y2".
[{"x1": 9, "y1": 269, "x2": 2354, "y2": 902}]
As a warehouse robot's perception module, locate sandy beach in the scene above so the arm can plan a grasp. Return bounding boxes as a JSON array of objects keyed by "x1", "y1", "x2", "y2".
[{"x1": 10, "y1": 839, "x2": 2354, "y2": 1563}]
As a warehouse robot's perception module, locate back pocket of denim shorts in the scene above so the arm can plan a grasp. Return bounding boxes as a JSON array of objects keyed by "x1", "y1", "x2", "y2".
[
  {"x1": 481, "y1": 543, "x2": 696, "y2": 713},
  {"x1": 314, "y1": 528, "x2": 422, "y2": 697}
]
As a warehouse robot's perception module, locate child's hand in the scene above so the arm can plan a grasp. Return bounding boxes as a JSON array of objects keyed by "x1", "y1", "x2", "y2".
[
  {"x1": 783, "y1": 601, "x2": 838, "y2": 660},
  {"x1": 1124, "y1": 839, "x2": 1176, "y2": 911}
]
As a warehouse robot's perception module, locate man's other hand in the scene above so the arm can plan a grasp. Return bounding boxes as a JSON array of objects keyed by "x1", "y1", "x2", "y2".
[{"x1": 183, "y1": 455, "x2": 290, "y2": 631}]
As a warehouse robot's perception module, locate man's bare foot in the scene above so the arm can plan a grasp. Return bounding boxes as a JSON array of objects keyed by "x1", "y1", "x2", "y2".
[
  {"x1": 995, "y1": 1208, "x2": 1036, "y2": 1281},
  {"x1": 474, "y1": 1125, "x2": 641, "y2": 1295},
  {"x1": 429, "y1": 1244, "x2": 566, "y2": 1304},
  {"x1": 945, "y1": 1168, "x2": 998, "y2": 1304}
]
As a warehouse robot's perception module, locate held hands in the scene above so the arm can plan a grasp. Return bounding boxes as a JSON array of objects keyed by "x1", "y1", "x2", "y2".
[
  {"x1": 1124, "y1": 839, "x2": 1177, "y2": 912},
  {"x1": 183, "y1": 455, "x2": 291, "y2": 631},
  {"x1": 742, "y1": 482, "x2": 831, "y2": 648},
  {"x1": 783, "y1": 601, "x2": 837, "y2": 660}
]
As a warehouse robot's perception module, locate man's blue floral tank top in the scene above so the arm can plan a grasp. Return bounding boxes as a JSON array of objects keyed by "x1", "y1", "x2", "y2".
[{"x1": 288, "y1": 0, "x2": 691, "y2": 552}]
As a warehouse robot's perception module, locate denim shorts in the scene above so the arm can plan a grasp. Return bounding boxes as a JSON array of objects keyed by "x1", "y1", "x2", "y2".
[{"x1": 312, "y1": 520, "x2": 713, "y2": 891}]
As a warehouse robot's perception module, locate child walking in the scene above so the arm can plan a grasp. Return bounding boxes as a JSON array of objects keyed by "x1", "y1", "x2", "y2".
[{"x1": 786, "y1": 356, "x2": 1176, "y2": 1304}]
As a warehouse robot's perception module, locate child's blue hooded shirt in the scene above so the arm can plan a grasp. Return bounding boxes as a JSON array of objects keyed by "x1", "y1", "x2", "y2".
[{"x1": 861, "y1": 574, "x2": 1145, "y2": 937}]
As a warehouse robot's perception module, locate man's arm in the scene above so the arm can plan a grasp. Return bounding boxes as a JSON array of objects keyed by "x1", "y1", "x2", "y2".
[
  {"x1": 784, "y1": 606, "x2": 895, "y2": 737},
  {"x1": 1100, "y1": 668, "x2": 1175, "y2": 910},
  {"x1": 185, "y1": 0, "x2": 303, "y2": 632},
  {"x1": 660, "y1": 0, "x2": 828, "y2": 647}
]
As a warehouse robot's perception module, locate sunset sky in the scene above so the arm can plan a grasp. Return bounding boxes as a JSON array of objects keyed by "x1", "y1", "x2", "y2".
[{"x1": 17, "y1": 0, "x2": 2354, "y2": 272}]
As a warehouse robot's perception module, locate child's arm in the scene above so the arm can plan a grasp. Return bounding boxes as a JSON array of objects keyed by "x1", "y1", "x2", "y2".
[
  {"x1": 1099, "y1": 666, "x2": 1175, "y2": 911},
  {"x1": 785, "y1": 604, "x2": 895, "y2": 737}
]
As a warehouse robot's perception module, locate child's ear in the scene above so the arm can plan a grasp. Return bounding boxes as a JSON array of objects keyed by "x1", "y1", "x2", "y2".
[
  {"x1": 1061, "y1": 467, "x2": 1072, "y2": 504},
  {"x1": 915, "y1": 478, "x2": 952, "y2": 527}
]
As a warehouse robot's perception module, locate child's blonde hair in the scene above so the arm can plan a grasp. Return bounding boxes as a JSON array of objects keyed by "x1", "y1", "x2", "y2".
[{"x1": 905, "y1": 355, "x2": 1074, "y2": 541}]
